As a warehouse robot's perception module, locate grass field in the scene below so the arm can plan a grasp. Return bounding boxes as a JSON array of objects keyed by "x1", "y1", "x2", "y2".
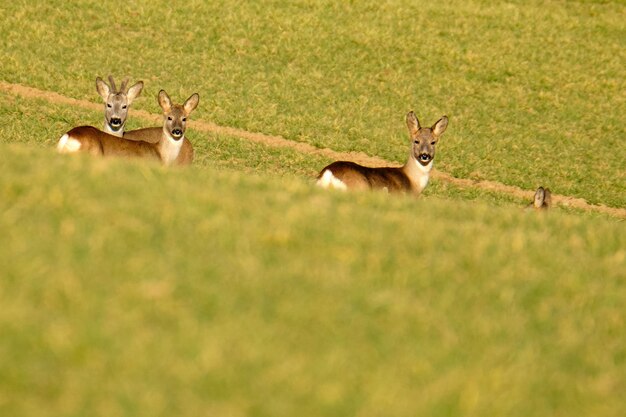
[
  {"x1": 2, "y1": 0, "x2": 625, "y2": 206},
  {"x1": 1, "y1": 146, "x2": 624, "y2": 417},
  {"x1": 1, "y1": 0, "x2": 625, "y2": 416}
]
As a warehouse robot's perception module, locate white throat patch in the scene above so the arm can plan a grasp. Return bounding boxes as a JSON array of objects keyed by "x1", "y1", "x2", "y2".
[
  {"x1": 411, "y1": 158, "x2": 433, "y2": 174},
  {"x1": 159, "y1": 129, "x2": 184, "y2": 166},
  {"x1": 410, "y1": 158, "x2": 433, "y2": 192}
]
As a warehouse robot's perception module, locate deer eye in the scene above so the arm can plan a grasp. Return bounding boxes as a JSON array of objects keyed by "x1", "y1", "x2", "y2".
[
  {"x1": 414, "y1": 140, "x2": 419, "y2": 144},
  {"x1": 431, "y1": 141, "x2": 436, "y2": 145},
  {"x1": 182, "y1": 118, "x2": 187, "y2": 122},
  {"x1": 122, "y1": 105, "x2": 127, "y2": 109},
  {"x1": 107, "y1": 104, "x2": 112, "y2": 108},
  {"x1": 167, "y1": 116, "x2": 172, "y2": 121}
]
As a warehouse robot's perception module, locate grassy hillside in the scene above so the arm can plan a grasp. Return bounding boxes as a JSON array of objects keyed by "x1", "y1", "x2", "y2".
[
  {"x1": 0, "y1": 89, "x2": 533, "y2": 208},
  {"x1": 1, "y1": 0, "x2": 624, "y2": 207},
  {"x1": 1, "y1": 0, "x2": 625, "y2": 416},
  {"x1": 1, "y1": 145, "x2": 624, "y2": 417}
]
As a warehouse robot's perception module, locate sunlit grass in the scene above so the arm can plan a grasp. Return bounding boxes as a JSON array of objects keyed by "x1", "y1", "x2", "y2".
[
  {"x1": 0, "y1": 0, "x2": 625, "y2": 416},
  {"x1": 0, "y1": 145, "x2": 625, "y2": 417},
  {"x1": 1, "y1": 0, "x2": 624, "y2": 206},
  {"x1": 0, "y1": 90, "x2": 533, "y2": 207}
]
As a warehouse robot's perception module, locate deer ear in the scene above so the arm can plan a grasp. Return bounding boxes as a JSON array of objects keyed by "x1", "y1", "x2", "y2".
[
  {"x1": 406, "y1": 111, "x2": 420, "y2": 136},
  {"x1": 158, "y1": 90, "x2": 172, "y2": 113},
  {"x1": 183, "y1": 93, "x2": 200, "y2": 115},
  {"x1": 126, "y1": 81, "x2": 144, "y2": 104},
  {"x1": 96, "y1": 77, "x2": 110, "y2": 100},
  {"x1": 432, "y1": 116, "x2": 448, "y2": 136}
]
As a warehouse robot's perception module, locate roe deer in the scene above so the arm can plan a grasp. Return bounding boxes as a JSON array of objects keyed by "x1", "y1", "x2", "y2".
[
  {"x1": 123, "y1": 91, "x2": 195, "y2": 165},
  {"x1": 317, "y1": 111, "x2": 448, "y2": 194},
  {"x1": 57, "y1": 90, "x2": 199, "y2": 166},
  {"x1": 527, "y1": 187, "x2": 552, "y2": 210},
  {"x1": 96, "y1": 75, "x2": 143, "y2": 137}
]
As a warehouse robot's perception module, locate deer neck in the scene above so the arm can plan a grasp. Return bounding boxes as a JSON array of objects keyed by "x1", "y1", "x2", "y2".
[
  {"x1": 157, "y1": 126, "x2": 184, "y2": 166},
  {"x1": 402, "y1": 154, "x2": 433, "y2": 194}
]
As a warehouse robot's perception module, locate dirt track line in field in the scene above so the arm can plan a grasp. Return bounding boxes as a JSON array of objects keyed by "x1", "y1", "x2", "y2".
[{"x1": 2, "y1": 80, "x2": 624, "y2": 219}]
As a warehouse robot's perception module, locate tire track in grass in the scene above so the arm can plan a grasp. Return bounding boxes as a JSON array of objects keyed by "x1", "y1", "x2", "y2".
[{"x1": 2, "y1": 80, "x2": 624, "y2": 219}]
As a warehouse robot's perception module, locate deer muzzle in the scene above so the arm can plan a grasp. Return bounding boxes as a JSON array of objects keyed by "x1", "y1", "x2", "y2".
[
  {"x1": 418, "y1": 153, "x2": 432, "y2": 164},
  {"x1": 171, "y1": 129, "x2": 183, "y2": 139},
  {"x1": 109, "y1": 118, "x2": 123, "y2": 129}
]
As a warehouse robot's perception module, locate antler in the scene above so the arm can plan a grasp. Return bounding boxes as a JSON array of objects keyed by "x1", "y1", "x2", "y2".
[
  {"x1": 120, "y1": 77, "x2": 130, "y2": 93},
  {"x1": 107, "y1": 75, "x2": 117, "y2": 93}
]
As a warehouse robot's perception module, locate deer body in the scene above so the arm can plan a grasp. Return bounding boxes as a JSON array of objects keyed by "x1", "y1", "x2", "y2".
[
  {"x1": 124, "y1": 127, "x2": 194, "y2": 165},
  {"x1": 317, "y1": 112, "x2": 447, "y2": 195},
  {"x1": 58, "y1": 126, "x2": 162, "y2": 160},
  {"x1": 57, "y1": 90, "x2": 199, "y2": 166},
  {"x1": 318, "y1": 159, "x2": 431, "y2": 193}
]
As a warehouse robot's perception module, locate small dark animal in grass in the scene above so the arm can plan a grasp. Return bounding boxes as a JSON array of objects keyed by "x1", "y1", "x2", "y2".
[
  {"x1": 317, "y1": 111, "x2": 448, "y2": 195},
  {"x1": 527, "y1": 187, "x2": 552, "y2": 210}
]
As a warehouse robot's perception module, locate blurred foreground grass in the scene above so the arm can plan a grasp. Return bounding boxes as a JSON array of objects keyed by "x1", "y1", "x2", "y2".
[{"x1": 0, "y1": 144, "x2": 624, "y2": 417}]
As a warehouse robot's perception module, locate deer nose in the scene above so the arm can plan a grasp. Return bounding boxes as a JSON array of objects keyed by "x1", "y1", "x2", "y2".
[
  {"x1": 171, "y1": 129, "x2": 183, "y2": 138},
  {"x1": 110, "y1": 118, "x2": 122, "y2": 126},
  {"x1": 419, "y1": 154, "x2": 431, "y2": 161}
]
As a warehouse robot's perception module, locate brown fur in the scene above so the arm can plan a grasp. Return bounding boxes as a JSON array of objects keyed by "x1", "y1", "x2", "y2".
[
  {"x1": 124, "y1": 128, "x2": 194, "y2": 166},
  {"x1": 64, "y1": 126, "x2": 160, "y2": 160},
  {"x1": 318, "y1": 161, "x2": 412, "y2": 192},
  {"x1": 317, "y1": 112, "x2": 448, "y2": 194},
  {"x1": 58, "y1": 90, "x2": 199, "y2": 166},
  {"x1": 121, "y1": 90, "x2": 198, "y2": 166}
]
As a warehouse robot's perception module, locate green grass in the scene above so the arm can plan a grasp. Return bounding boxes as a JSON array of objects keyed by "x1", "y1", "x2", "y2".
[
  {"x1": 0, "y1": 89, "x2": 534, "y2": 208},
  {"x1": 1, "y1": 0, "x2": 624, "y2": 207},
  {"x1": 1, "y1": 145, "x2": 625, "y2": 417},
  {"x1": 0, "y1": 1, "x2": 625, "y2": 416}
]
